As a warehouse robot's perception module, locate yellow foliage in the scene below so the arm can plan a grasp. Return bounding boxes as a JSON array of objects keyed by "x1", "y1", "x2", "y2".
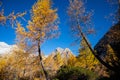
[
  {"x1": 105, "y1": 44, "x2": 119, "y2": 66},
  {"x1": 32, "y1": 0, "x2": 57, "y2": 27},
  {"x1": 0, "y1": 58, "x2": 7, "y2": 71},
  {"x1": 77, "y1": 39, "x2": 100, "y2": 70},
  {"x1": 0, "y1": 49, "x2": 42, "y2": 79},
  {"x1": 68, "y1": 55, "x2": 77, "y2": 66},
  {"x1": 16, "y1": 23, "x2": 26, "y2": 36},
  {"x1": 16, "y1": 0, "x2": 59, "y2": 46},
  {"x1": 15, "y1": 0, "x2": 59, "y2": 79}
]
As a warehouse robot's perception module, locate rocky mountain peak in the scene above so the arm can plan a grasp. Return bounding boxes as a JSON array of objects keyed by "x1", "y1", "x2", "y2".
[
  {"x1": 63, "y1": 48, "x2": 72, "y2": 54},
  {"x1": 55, "y1": 47, "x2": 64, "y2": 53},
  {"x1": 44, "y1": 47, "x2": 76, "y2": 73}
]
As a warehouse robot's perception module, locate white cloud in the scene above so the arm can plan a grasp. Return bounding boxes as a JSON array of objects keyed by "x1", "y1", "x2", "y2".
[{"x1": 0, "y1": 42, "x2": 13, "y2": 54}]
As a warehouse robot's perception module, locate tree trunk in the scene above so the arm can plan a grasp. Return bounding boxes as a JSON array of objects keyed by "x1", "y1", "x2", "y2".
[
  {"x1": 77, "y1": 24, "x2": 118, "y2": 72},
  {"x1": 38, "y1": 42, "x2": 49, "y2": 80},
  {"x1": 118, "y1": 0, "x2": 120, "y2": 21}
]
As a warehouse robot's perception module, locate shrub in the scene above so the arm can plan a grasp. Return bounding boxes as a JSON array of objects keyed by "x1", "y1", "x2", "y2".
[{"x1": 53, "y1": 66, "x2": 98, "y2": 80}]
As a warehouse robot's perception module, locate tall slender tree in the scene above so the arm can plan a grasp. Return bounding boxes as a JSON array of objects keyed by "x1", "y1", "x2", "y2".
[
  {"x1": 67, "y1": 0, "x2": 118, "y2": 73},
  {"x1": 16, "y1": 0, "x2": 59, "y2": 79}
]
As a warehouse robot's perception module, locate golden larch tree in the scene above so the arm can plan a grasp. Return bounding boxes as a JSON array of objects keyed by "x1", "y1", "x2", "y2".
[
  {"x1": 67, "y1": 0, "x2": 117, "y2": 72},
  {"x1": 16, "y1": 0, "x2": 59, "y2": 79}
]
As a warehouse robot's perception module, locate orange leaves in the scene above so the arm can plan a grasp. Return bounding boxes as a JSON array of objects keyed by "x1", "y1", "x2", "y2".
[
  {"x1": 0, "y1": 58, "x2": 7, "y2": 71},
  {"x1": 32, "y1": 0, "x2": 50, "y2": 12},
  {"x1": 16, "y1": 23, "x2": 26, "y2": 36},
  {"x1": 27, "y1": 0, "x2": 59, "y2": 43},
  {"x1": 0, "y1": 9, "x2": 6, "y2": 24},
  {"x1": 15, "y1": 0, "x2": 59, "y2": 52},
  {"x1": 0, "y1": 1, "x2": 26, "y2": 26},
  {"x1": 0, "y1": 8, "x2": 26, "y2": 27},
  {"x1": 32, "y1": 0, "x2": 58, "y2": 26},
  {"x1": 0, "y1": 16, "x2": 6, "y2": 24},
  {"x1": 8, "y1": 11, "x2": 26, "y2": 27},
  {"x1": 16, "y1": 23, "x2": 28, "y2": 49}
]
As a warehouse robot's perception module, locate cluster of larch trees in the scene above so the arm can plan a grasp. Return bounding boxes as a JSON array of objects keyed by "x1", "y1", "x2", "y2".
[{"x1": 0, "y1": 0, "x2": 120, "y2": 80}]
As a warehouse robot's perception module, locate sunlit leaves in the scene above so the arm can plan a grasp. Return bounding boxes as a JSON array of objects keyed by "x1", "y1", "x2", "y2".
[
  {"x1": 44, "y1": 52, "x2": 64, "y2": 72},
  {"x1": 0, "y1": 48, "x2": 44, "y2": 79},
  {"x1": 16, "y1": 23, "x2": 26, "y2": 36},
  {"x1": 30, "y1": 0, "x2": 59, "y2": 42},
  {"x1": 67, "y1": 55, "x2": 77, "y2": 66},
  {"x1": 7, "y1": 11, "x2": 26, "y2": 27},
  {"x1": 16, "y1": 0, "x2": 59, "y2": 47},
  {"x1": 16, "y1": 23, "x2": 27, "y2": 49},
  {"x1": 77, "y1": 39, "x2": 100, "y2": 70},
  {"x1": 15, "y1": 0, "x2": 59, "y2": 79}
]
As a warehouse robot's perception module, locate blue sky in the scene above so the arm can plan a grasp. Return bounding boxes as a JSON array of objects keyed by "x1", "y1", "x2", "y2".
[{"x1": 0, "y1": 0, "x2": 118, "y2": 55}]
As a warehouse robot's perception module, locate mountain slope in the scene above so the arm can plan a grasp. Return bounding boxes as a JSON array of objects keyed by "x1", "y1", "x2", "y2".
[{"x1": 44, "y1": 47, "x2": 75, "y2": 74}]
